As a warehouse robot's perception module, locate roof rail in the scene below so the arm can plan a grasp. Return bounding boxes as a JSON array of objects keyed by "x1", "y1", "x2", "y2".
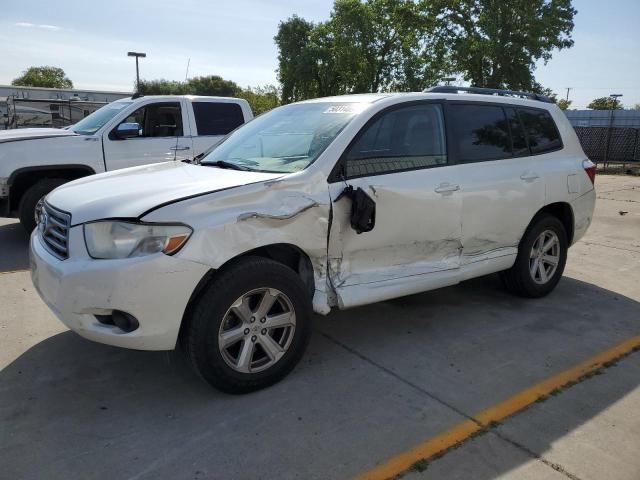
[{"x1": 424, "y1": 85, "x2": 553, "y2": 103}]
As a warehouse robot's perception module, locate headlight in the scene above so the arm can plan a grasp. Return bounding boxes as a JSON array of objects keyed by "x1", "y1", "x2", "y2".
[{"x1": 84, "y1": 221, "x2": 192, "y2": 259}]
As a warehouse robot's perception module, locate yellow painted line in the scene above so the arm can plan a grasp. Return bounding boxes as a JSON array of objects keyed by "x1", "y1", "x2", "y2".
[
  {"x1": 357, "y1": 335, "x2": 640, "y2": 480},
  {"x1": 0, "y1": 269, "x2": 29, "y2": 275}
]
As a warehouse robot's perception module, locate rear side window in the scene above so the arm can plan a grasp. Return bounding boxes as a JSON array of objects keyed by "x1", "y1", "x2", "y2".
[
  {"x1": 344, "y1": 103, "x2": 447, "y2": 178},
  {"x1": 192, "y1": 102, "x2": 244, "y2": 136},
  {"x1": 518, "y1": 108, "x2": 562, "y2": 154},
  {"x1": 505, "y1": 108, "x2": 529, "y2": 156},
  {"x1": 448, "y1": 104, "x2": 511, "y2": 162}
]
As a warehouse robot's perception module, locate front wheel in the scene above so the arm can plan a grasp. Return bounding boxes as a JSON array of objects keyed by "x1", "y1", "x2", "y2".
[
  {"x1": 500, "y1": 214, "x2": 568, "y2": 298},
  {"x1": 184, "y1": 257, "x2": 312, "y2": 394},
  {"x1": 18, "y1": 178, "x2": 67, "y2": 232}
]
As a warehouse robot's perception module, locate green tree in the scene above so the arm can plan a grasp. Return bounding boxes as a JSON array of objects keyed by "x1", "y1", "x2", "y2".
[
  {"x1": 431, "y1": 0, "x2": 576, "y2": 90},
  {"x1": 557, "y1": 99, "x2": 572, "y2": 110},
  {"x1": 12, "y1": 66, "x2": 73, "y2": 89},
  {"x1": 588, "y1": 97, "x2": 623, "y2": 110},
  {"x1": 237, "y1": 85, "x2": 281, "y2": 115},
  {"x1": 138, "y1": 77, "x2": 281, "y2": 115},
  {"x1": 138, "y1": 79, "x2": 186, "y2": 95},
  {"x1": 275, "y1": 0, "x2": 444, "y2": 103}
]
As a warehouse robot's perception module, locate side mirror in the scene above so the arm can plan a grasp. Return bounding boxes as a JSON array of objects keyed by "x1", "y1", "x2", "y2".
[
  {"x1": 336, "y1": 185, "x2": 376, "y2": 234},
  {"x1": 115, "y1": 122, "x2": 140, "y2": 139}
]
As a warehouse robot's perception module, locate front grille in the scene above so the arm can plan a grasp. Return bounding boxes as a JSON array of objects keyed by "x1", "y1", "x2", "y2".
[{"x1": 39, "y1": 203, "x2": 71, "y2": 260}]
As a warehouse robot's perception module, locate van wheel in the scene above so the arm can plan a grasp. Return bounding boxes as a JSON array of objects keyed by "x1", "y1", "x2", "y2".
[
  {"x1": 185, "y1": 257, "x2": 312, "y2": 394},
  {"x1": 500, "y1": 214, "x2": 568, "y2": 298},
  {"x1": 19, "y1": 179, "x2": 67, "y2": 232}
]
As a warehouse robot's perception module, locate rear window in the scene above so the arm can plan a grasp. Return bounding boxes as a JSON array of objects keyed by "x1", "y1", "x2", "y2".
[
  {"x1": 448, "y1": 104, "x2": 511, "y2": 162},
  {"x1": 518, "y1": 108, "x2": 562, "y2": 154},
  {"x1": 193, "y1": 102, "x2": 244, "y2": 136}
]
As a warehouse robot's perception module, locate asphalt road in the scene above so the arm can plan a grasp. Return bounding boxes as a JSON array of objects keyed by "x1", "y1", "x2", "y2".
[{"x1": 1, "y1": 174, "x2": 639, "y2": 480}]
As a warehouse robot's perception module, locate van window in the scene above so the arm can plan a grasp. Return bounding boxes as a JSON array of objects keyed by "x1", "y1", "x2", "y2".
[
  {"x1": 518, "y1": 108, "x2": 562, "y2": 154},
  {"x1": 449, "y1": 104, "x2": 511, "y2": 162},
  {"x1": 193, "y1": 102, "x2": 244, "y2": 136},
  {"x1": 344, "y1": 103, "x2": 447, "y2": 178}
]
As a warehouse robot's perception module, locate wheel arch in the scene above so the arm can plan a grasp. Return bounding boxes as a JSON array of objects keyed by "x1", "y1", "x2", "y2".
[
  {"x1": 530, "y1": 202, "x2": 575, "y2": 245},
  {"x1": 178, "y1": 243, "x2": 316, "y2": 347},
  {"x1": 8, "y1": 165, "x2": 96, "y2": 213}
]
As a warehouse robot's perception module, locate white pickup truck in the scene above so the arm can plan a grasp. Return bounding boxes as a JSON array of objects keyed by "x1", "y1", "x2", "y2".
[{"x1": 0, "y1": 95, "x2": 253, "y2": 231}]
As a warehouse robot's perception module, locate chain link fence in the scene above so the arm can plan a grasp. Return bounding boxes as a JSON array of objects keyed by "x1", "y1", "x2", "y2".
[{"x1": 573, "y1": 127, "x2": 640, "y2": 165}]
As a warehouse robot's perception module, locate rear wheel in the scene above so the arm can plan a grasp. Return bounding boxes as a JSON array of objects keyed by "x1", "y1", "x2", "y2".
[
  {"x1": 185, "y1": 257, "x2": 312, "y2": 394},
  {"x1": 500, "y1": 214, "x2": 568, "y2": 298},
  {"x1": 18, "y1": 178, "x2": 67, "y2": 232}
]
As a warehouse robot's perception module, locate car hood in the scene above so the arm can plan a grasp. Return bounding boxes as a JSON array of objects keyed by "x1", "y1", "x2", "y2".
[
  {"x1": 46, "y1": 161, "x2": 284, "y2": 225},
  {"x1": 0, "y1": 128, "x2": 78, "y2": 143}
]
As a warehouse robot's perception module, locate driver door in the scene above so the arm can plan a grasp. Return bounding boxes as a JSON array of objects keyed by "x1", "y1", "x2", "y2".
[
  {"x1": 327, "y1": 102, "x2": 463, "y2": 308},
  {"x1": 103, "y1": 100, "x2": 191, "y2": 170}
]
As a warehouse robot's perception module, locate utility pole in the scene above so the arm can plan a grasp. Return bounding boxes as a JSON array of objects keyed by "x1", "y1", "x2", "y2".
[
  {"x1": 127, "y1": 52, "x2": 147, "y2": 92},
  {"x1": 565, "y1": 87, "x2": 572, "y2": 101}
]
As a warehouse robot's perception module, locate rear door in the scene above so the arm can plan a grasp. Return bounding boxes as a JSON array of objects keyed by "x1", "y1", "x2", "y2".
[
  {"x1": 448, "y1": 103, "x2": 546, "y2": 268},
  {"x1": 189, "y1": 101, "x2": 247, "y2": 158},
  {"x1": 102, "y1": 101, "x2": 188, "y2": 170},
  {"x1": 327, "y1": 101, "x2": 463, "y2": 308}
]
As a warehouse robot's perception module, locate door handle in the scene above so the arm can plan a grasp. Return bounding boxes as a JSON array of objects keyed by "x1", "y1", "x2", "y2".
[
  {"x1": 170, "y1": 145, "x2": 191, "y2": 151},
  {"x1": 434, "y1": 183, "x2": 460, "y2": 194},
  {"x1": 520, "y1": 173, "x2": 539, "y2": 181}
]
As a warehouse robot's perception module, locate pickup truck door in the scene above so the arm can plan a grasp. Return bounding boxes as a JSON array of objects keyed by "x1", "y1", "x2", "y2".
[
  {"x1": 102, "y1": 100, "x2": 191, "y2": 170},
  {"x1": 327, "y1": 102, "x2": 462, "y2": 309},
  {"x1": 187, "y1": 100, "x2": 248, "y2": 159}
]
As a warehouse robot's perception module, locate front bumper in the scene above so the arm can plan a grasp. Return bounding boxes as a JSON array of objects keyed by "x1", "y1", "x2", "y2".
[{"x1": 30, "y1": 226, "x2": 210, "y2": 350}]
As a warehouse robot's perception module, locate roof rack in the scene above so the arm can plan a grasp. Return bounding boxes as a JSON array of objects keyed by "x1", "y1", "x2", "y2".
[{"x1": 424, "y1": 85, "x2": 553, "y2": 103}]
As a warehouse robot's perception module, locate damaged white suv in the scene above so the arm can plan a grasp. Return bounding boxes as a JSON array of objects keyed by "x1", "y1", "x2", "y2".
[{"x1": 31, "y1": 87, "x2": 596, "y2": 393}]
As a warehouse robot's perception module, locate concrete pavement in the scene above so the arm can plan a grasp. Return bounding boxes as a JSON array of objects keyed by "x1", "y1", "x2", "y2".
[{"x1": 1, "y1": 174, "x2": 639, "y2": 480}]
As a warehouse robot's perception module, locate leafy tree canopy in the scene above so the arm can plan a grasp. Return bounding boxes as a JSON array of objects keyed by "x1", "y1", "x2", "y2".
[
  {"x1": 274, "y1": 0, "x2": 576, "y2": 102},
  {"x1": 588, "y1": 97, "x2": 623, "y2": 110},
  {"x1": 432, "y1": 0, "x2": 576, "y2": 91},
  {"x1": 557, "y1": 99, "x2": 572, "y2": 110},
  {"x1": 12, "y1": 66, "x2": 74, "y2": 89},
  {"x1": 138, "y1": 76, "x2": 280, "y2": 115}
]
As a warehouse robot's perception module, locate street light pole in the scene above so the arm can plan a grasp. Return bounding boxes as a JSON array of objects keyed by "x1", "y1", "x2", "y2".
[{"x1": 127, "y1": 52, "x2": 147, "y2": 92}]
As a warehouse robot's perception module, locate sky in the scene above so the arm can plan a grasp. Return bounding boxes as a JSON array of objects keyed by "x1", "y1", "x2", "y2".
[{"x1": 1, "y1": 0, "x2": 639, "y2": 109}]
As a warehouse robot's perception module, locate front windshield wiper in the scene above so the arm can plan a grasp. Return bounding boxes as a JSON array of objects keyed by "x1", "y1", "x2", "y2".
[{"x1": 204, "y1": 160, "x2": 251, "y2": 171}]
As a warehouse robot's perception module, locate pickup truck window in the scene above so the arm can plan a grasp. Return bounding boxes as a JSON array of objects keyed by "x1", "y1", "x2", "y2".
[
  {"x1": 72, "y1": 101, "x2": 133, "y2": 135},
  {"x1": 118, "y1": 102, "x2": 183, "y2": 138},
  {"x1": 202, "y1": 103, "x2": 362, "y2": 173},
  {"x1": 193, "y1": 102, "x2": 244, "y2": 136}
]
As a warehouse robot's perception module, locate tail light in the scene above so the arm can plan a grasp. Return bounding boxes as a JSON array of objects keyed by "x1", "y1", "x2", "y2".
[{"x1": 583, "y1": 160, "x2": 596, "y2": 185}]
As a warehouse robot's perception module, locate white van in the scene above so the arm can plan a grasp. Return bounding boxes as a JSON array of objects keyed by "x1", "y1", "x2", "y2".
[{"x1": 30, "y1": 87, "x2": 596, "y2": 393}]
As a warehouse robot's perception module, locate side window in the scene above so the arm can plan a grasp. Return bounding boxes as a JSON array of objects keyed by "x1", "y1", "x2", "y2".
[
  {"x1": 448, "y1": 104, "x2": 511, "y2": 162},
  {"x1": 344, "y1": 103, "x2": 447, "y2": 178},
  {"x1": 193, "y1": 102, "x2": 245, "y2": 136},
  {"x1": 505, "y1": 107, "x2": 529, "y2": 156},
  {"x1": 518, "y1": 108, "x2": 562, "y2": 154},
  {"x1": 119, "y1": 102, "x2": 183, "y2": 138}
]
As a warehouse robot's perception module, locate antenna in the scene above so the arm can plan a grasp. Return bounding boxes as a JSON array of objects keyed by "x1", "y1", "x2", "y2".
[{"x1": 185, "y1": 58, "x2": 191, "y2": 81}]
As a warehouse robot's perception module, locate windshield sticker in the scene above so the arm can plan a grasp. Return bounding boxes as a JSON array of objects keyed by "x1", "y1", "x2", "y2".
[{"x1": 323, "y1": 104, "x2": 360, "y2": 114}]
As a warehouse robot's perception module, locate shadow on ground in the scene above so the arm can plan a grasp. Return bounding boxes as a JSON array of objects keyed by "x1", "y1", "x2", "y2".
[
  {"x1": 1, "y1": 276, "x2": 639, "y2": 480},
  {"x1": 0, "y1": 221, "x2": 30, "y2": 272}
]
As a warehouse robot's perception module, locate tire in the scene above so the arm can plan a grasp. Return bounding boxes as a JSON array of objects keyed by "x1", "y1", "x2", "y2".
[
  {"x1": 500, "y1": 214, "x2": 568, "y2": 298},
  {"x1": 18, "y1": 178, "x2": 67, "y2": 232},
  {"x1": 185, "y1": 256, "x2": 312, "y2": 394}
]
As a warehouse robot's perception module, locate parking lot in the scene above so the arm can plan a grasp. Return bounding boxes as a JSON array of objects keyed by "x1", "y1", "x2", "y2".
[{"x1": 1, "y1": 174, "x2": 639, "y2": 480}]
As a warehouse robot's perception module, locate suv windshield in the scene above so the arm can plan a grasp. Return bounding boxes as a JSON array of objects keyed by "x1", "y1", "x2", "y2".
[
  {"x1": 201, "y1": 102, "x2": 365, "y2": 173},
  {"x1": 72, "y1": 101, "x2": 133, "y2": 135}
]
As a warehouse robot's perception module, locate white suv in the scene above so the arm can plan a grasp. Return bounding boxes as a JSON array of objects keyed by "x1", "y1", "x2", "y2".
[{"x1": 30, "y1": 88, "x2": 596, "y2": 393}]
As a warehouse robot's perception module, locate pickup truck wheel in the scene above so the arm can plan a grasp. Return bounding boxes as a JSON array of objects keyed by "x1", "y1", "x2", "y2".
[
  {"x1": 19, "y1": 178, "x2": 67, "y2": 232},
  {"x1": 500, "y1": 214, "x2": 568, "y2": 298},
  {"x1": 185, "y1": 257, "x2": 312, "y2": 394}
]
